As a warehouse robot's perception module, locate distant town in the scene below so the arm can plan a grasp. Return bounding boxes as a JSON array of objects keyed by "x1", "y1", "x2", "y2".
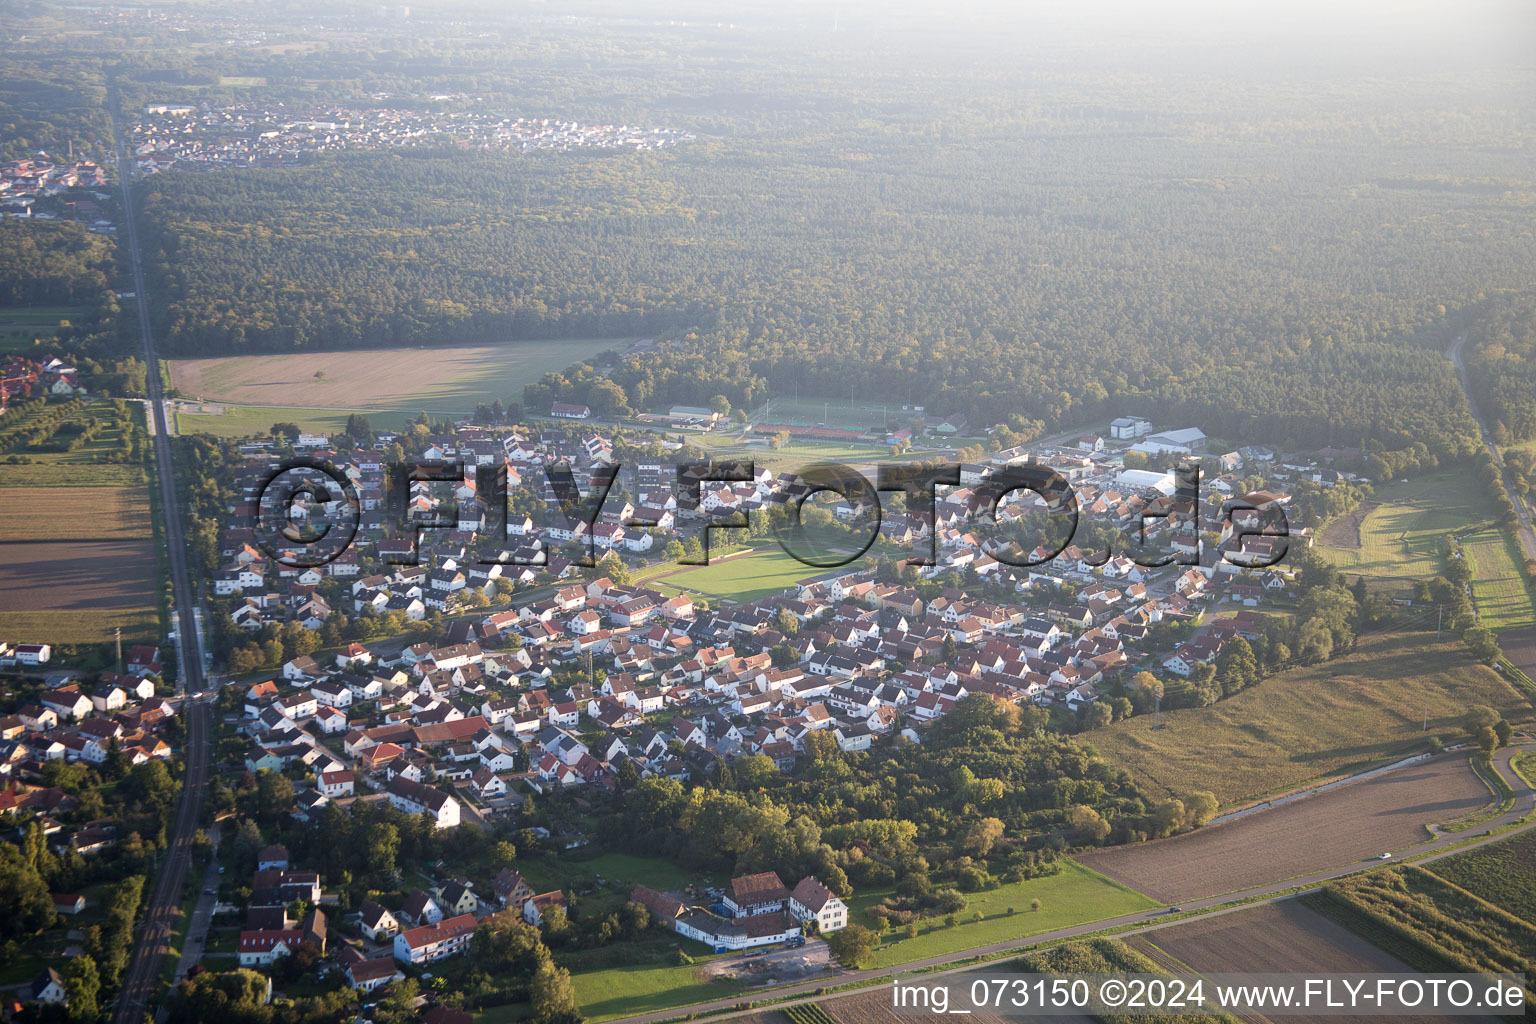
[{"x1": 129, "y1": 103, "x2": 694, "y2": 174}]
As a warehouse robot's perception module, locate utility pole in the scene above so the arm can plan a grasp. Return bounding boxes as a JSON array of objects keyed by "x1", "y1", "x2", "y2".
[
  {"x1": 1436, "y1": 604, "x2": 1443, "y2": 640},
  {"x1": 1154, "y1": 693, "x2": 1162, "y2": 730},
  {"x1": 115, "y1": 627, "x2": 122, "y2": 675}
]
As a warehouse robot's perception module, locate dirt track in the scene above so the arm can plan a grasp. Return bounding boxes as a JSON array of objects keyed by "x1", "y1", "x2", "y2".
[
  {"x1": 1078, "y1": 755, "x2": 1489, "y2": 903},
  {"x1": 1320, "y1": 500, "x2": 1376, "y2": 548}
]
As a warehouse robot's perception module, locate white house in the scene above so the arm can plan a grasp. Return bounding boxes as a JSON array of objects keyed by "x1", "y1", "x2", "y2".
[
  {"x1": 393, "y1": 913, "x2": 476, "y2": 964},
  {"x1": 788, "y1": 876, "x2": 848, "y2": 932},
  {"x1": 386, "y1": 776, "x2": 461, "y2": 829},
  {"x1": 319, "y1": 769, "x2": 355, "y2": 797},
  {"x1": 238, "y1": 930, "x2": 301, "y2": 966},
  {"x1": 359, "y1": 900, "x2": 399, "y2": 941}
]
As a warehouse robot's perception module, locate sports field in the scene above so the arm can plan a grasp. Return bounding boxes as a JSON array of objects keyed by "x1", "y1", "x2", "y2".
[
  {"x1": 173, "y1": 403, "x2": 385, "y2": 439},
  {"x1": 168, "y1": 338, "x2": 618, "y2": 416},
  {"x1": 646, "y1": 546, "x2": 833, "y2": 603},
  {"x1": 695, "y1": 432, "x2": 900, "y2": 472},
  {"x1": 752, "y1": 395, "x2": 922, "y2": 431},
  {"x1": 1086, "y1": 632, "x2": 1528, "y2": 806}
]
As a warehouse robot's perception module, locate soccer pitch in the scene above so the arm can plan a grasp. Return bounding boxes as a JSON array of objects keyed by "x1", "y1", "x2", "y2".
[{"x1": 754, "y1": 395, "x2": 920, "y2": 431}]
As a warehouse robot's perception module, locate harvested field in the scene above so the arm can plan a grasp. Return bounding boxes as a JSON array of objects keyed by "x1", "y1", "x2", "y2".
[
  {"x1": 1078, "y1": 754, "x2": 1489, "y2": 903},
  {"x1": 0, "y1": 540, "x2": 156, "y2": 611},
  {"x1": 168, "y1": 338, "x2": 617, "y2": 414},
  {"x1": 1135, "y1": 902, "x2": 1455, "y2": 1024},
  {"x1": 1320, "y1": 500, "x2": 1376, "y2": 549},
  {"x1": 0, "y1": 485, "x2": 152, "y2": 542}
]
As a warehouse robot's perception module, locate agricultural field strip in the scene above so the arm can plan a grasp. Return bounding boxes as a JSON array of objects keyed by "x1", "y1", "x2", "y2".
[
  {"x1": 1132, "y1": 902, "x2": 1463, "y2": 1024},
  {"x1": 0, "y1": 484, "x2": 153, "y2": 541},
  {"x1": 0, "y1": 540, "x2": 157, "y2": 611}
]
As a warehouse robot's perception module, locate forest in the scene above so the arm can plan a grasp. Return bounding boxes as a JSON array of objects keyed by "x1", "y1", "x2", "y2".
[
  {"x1": 1462, "y1": 292, "x2": 1536, "y2": 443},
  {"x1": 123, "y1": 24, "x2": 1535, "y2": 452},
  {"x1": 0, "y1": 219, "x2": 118, "y2": 310},
  {"x1": 0, "y1": 56, "x2": 112, "y2": 163}
]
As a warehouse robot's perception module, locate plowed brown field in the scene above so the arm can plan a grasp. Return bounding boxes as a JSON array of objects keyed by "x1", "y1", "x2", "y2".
[
  {"x1": 1135, "y1": 901, "x2": 1457, "y2": 1024},
  {"x1": 1079, "y1": 755, "x2": 1488, "y2": 903}
]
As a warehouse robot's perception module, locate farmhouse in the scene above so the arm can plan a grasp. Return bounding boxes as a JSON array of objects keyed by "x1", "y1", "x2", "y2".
[{"x1": 724, "y1": 871, "x2": 791, "y2": 916}]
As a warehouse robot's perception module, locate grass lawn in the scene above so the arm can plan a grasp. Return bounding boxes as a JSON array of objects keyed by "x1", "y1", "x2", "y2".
[
  {"x1": 0, "y1": 331, "x2": 52, "y2": 353},
  {"x1": 157, "y1": 890, "x2": 199, "y2": 988},
  {"x1": 851, "y1": 860, "x2": 1158, "y2": 968},
  {"x1": 173, "y1": 403, "x2": 381, "y2": 439},
  {"x1": 572, "y1": 953, "x2": 745, "y2": 1022},
  {"x1": 0, "y1": 304, "x2": 84, "y2": 324},
  {"x1": 0, "y1": 953, "x2": 48, "y2": 987},
  {"x1": 647, "y1": 545, "x2": 831, "y2": 603},
  {"x1": 514, "y1": 853, "x2": 718, "y2": 901},
  {"x1": 1461, "y1": 527, "x2": 1536, "y2": 632},
  {"x1": 1086, "y1": 632, "x2": 1531, "y2": 806},
  {"x1": 1320, "y1": 478, "x2": 1486, "y2": 583},
  {"x1": 1319, "y1": 470, "x2": 1491, "y2": 585},
  {"x1": 578, "y1": 853, "x2": 716, "y2": 891}
]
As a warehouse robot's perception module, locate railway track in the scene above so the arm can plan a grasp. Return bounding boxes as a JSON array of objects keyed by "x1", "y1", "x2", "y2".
[{"x1": 107, "y1": 86, "x2": 214, "y2": 1024}]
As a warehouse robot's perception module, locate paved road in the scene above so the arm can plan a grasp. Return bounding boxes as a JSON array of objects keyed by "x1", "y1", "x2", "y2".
[
  {"x1": 169, "y1": 820, "x2": 224, "y2": 984},
  {"x1": 1448, "y1": 331, "x2": 1536, "y2": 562},
  {"x1": 108, "y1": 89, "x2": 215, "y2": 1024},
  {"x1": 607, "y1": 745, "x2": 1536, "y2": 1024}
]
